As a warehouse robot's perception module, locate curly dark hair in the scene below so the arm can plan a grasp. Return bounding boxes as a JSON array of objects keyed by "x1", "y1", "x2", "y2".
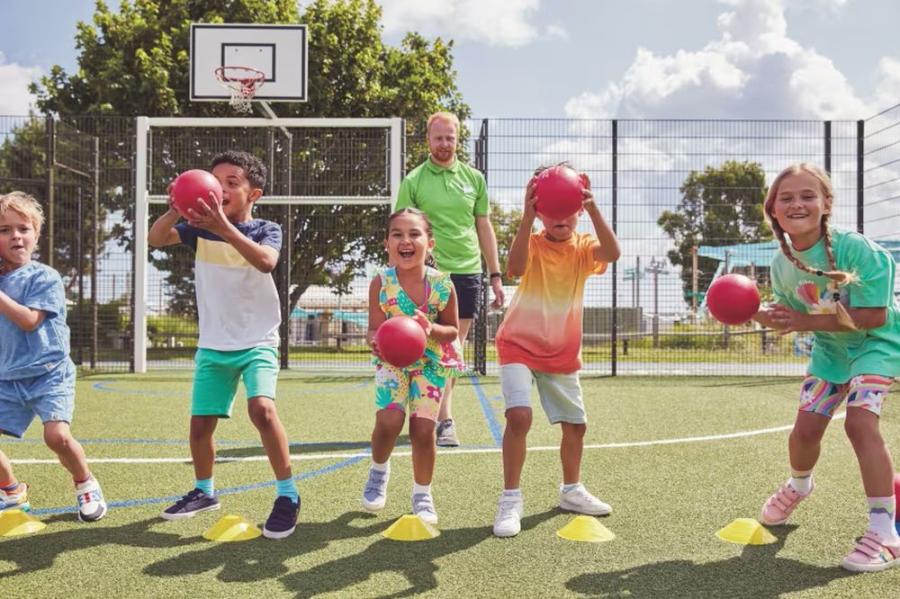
[{"x1": 210, "y1": 151, "x2": 267, "y2": 191}]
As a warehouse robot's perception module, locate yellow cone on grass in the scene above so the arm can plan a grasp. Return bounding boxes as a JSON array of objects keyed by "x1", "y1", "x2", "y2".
[
  {"x1": 202, "y1": 514, "x2": 262, "y2": 542},
  {"x1": 382, "y1": 514, "x2": 440, "y2": 541},
  {"x1": 556, "y1": 515, "x2": 615, "y2": 543},
  {"x1": 716, "y1": 518, "x2": 776, "y2": 545},
  {"x1": 0, "y1": 509, "x2": 46, "y2": 537}
]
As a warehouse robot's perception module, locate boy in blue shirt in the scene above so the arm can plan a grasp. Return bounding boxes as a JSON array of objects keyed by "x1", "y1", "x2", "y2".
[
  {"x1": 0, "y1": 191, "x2": 107, "y2": 521},
  {"x1": 148, "y1": 151, "x2": 299, "y2": 539}
]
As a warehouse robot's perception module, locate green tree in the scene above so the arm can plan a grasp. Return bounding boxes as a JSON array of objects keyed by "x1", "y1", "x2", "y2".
[
  {"x1": 657, "y1": 160, "x2": 770, "y2": 303},
  {"x1": 30, "y1": 0, "x2": 470, "y2": 315}
]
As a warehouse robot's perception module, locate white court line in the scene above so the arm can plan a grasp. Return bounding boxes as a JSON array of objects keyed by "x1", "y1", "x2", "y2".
[{"x1": 12, "y1": 413, "x2": 843, "y2": 465}]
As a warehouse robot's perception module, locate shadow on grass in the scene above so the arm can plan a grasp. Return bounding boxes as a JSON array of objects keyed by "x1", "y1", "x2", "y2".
[
  {"x1": 280, "y1": 509, "x2": 557, "y2": 598},
  {"x1": 0, "y1": 517, "x2": 194, "y2": 578},
  {"x1": 566, "y1": 525, "x2": 855, "y2": 598},
  {"x1": 143, "y1": 511, "x2": 388, "y2": 583},
  {"x1": 216, "y1": 436, "x2": 408, "y2": 458}
]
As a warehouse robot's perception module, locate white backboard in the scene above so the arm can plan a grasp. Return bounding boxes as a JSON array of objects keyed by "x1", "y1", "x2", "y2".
[{"x1": 190, "y1": 23, "x2": 307, "y2": 102}]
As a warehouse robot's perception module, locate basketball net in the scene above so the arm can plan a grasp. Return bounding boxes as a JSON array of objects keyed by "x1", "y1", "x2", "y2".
[{"x1": 214, "y1": 66, "x2": 265, "y2": 113}]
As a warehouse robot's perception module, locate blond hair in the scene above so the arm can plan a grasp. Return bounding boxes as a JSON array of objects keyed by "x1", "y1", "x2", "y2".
[
  {"x1": 0, "y1": 191, "x2": 44, "y2": 236},
  {"x1": 764, "y1": 163, "x2": 856, "y2": 329},
  {"x1": 426, "y1": 111, "x2": 460, "y2": 134}
]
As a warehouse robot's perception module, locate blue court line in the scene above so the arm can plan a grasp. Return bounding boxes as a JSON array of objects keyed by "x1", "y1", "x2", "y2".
[
  {"x1": 469, "y1": 375, "x2": 503, "y2": 447},
  {"x1": 30, "y1": 454, "x2": 368, "y2": 516}
]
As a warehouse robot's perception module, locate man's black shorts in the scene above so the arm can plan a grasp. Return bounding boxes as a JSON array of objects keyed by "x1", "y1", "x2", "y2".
[{"x1": 450, "y1": 273, "x2": 483, "y2": 320}]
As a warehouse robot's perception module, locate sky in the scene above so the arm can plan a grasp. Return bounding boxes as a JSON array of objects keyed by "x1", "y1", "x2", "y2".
[
  {"x1": 1, "y1": 0, "x2": 899, "y2": 118},
  {"x1": 1, "y1": 0, "x2": 899, "y2": 313}
]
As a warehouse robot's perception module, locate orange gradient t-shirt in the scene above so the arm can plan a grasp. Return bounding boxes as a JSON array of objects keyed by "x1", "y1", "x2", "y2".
[{"x1": 495, "y1": 231, "x2": 607, "y2": 374}]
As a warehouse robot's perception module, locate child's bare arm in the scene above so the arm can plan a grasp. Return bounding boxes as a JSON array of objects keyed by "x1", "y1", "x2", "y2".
[
  {"x1": 0, "y1": 290, "x2": 45, "y2": 331},
  {"x1": 367, "y1": 277, "x2": 386, "y2": 355},
  {"x1": 184, "y1": 201, "x2": 279, "y2": 273},
  {"x1": 507, "y1": 180, "x2": 538, "y2": 277},
  {"x1": 430, "y1": 287, "x2": 460, "y2": 344},
  {"x1": 148, "y1": 208, "x2": 182, "y2": 247},
  {"x1": 581, "y1": 179, "x2": 621, "y2": 263}
]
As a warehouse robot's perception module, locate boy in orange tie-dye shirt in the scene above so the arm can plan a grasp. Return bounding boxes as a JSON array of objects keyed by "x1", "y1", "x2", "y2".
[{"x1": 492, "y1": 165, "x2": 620, "y2": 538}]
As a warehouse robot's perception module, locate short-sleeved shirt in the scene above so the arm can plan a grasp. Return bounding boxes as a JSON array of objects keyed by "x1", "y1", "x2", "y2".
[
  {"x1": 0, "y1": 262, "x2": 71, "y2": 380},
  {"x1": 175, "y1": 219, "x2": 282, "y2": 351},
  {"x1": 770, "y1": 228, "x2": 900, "y2": 382},
  {"x1": 495, "y1": 232, "x2": 607, "y2": 374},
  {"x1": 394, "y1": 158, "x2": 489, "y2": 274}
]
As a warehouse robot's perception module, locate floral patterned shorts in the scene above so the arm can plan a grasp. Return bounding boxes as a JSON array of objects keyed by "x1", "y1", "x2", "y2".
[{"x1": 374, "y1": 361, "x2": 447, "y2": 421}]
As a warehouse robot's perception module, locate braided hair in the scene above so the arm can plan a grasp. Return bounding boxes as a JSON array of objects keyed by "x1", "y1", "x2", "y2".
[{"x1": 763, "y1": 163, "x2": 857, "y2": 330}]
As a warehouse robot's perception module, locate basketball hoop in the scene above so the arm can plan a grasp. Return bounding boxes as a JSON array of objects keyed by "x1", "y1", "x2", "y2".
[{"x1": 214, "y1": 66, "x2": 265, "y2": 113}]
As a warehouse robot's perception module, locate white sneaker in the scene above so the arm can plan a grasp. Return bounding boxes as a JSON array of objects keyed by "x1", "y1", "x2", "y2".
[
  {"x1": 75, "y1": 478, "x2": 108, "y2": 522},
  {"x1": 493, "y1": 492, "x2": 524, "y2": 538},
  {"x1": 412, "y1": 492, "x2": 438, "y2": 526},
  {"x1": 559, "y1": 483, "x2": 611, "y2": 516},
  {"x1": 361, "y1": 467, "x2": 390, "y2": 512}
]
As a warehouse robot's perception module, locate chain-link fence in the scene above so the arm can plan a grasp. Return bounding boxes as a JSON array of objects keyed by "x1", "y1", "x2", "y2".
[{"x1": 1, "y1": 108, "x2": 898, "y2": 375}]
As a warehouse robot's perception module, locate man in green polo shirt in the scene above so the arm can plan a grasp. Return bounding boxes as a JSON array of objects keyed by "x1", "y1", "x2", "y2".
[{"x1": 395, "y1": 111, "x2": 505, "y2": 446}]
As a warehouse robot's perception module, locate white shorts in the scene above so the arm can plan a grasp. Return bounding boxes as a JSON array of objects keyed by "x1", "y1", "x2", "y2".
[{"x1": 500, "y1": 363, "x2": 586, "y2": 424}]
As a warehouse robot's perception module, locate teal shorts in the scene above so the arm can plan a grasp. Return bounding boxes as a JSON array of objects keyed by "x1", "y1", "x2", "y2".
[{"x1": 192, "y1": 346, "x2": 279, "y2": 417}]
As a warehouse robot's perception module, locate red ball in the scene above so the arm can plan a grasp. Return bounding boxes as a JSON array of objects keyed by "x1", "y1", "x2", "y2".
[
  {"x1": 706, "y1": 274, "x2": 760, "y2": 325},
  {"x1": 374, "y1": 316, "x2": 427, "y2": 368},
  {"x1": 533, "y1": 165, "x2": 585, "y2": 220},
  {"x1": 170, "y1": 169, "x2": 223, "y2": 219}
]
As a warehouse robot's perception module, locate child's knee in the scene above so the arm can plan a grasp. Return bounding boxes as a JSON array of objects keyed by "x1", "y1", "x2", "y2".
[
  {"x1": 43, "y1": 426, "x2": 74, "y2": 453},
  {"x1": 843, "y1": 409, "x2": 880, "y2": 444},
  {"x1": 248, "y1": 398, "x2": 278, "y2": 429},
  {"x1": 561, "y1": 422, "x2": 586, "y2": 438},
  {"x1": 505, "y1": 407, "x2": 532, "y2": 433},
  {"x1": 408, "y1": 418, "x2": 436, "y2": 444}
]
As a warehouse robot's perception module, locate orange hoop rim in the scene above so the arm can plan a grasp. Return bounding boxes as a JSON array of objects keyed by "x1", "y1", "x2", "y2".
[{"x1": 214, "y1": 66, "x2": 266, "y2": 97}]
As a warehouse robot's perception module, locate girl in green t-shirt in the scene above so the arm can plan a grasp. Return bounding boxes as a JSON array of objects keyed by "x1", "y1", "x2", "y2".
[{"x1": 753, "y1": 163, "x2": 900, "y2": 572}]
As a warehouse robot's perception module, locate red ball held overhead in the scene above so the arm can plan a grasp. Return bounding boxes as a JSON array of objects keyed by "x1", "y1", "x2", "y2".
[
  {"x1": 375, "y1": 316, "x2": 427, "y2": 368},
  {"x1": 170, "y1": 169, "x2": 223, "y2": 219},
  {"x1": 533, "y1": 165, "x2": 585, "y2": 220},
  {"x1": 706, "y1": 274, "x2": 761, "y2": 325}
]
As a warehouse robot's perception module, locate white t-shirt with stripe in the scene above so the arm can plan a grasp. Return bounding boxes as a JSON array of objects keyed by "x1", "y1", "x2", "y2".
[{"x1": 176, "y1": 220, "x2": 282, "y2": 351}]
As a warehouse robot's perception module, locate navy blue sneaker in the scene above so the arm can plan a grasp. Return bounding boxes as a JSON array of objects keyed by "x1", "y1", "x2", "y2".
[
  {"x1": 161, "y1": 488, "x2": 220, "y2": 520},
  {"x1": 263, "y1": 495, "x2": 300, "y2": 539}
]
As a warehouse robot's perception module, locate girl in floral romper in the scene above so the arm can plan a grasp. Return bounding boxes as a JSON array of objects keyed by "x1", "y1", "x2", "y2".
[{"x1": 360, "y1": 208, "x2": 464, "y2": 525}]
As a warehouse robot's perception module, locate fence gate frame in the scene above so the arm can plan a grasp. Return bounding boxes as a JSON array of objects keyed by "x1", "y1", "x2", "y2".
[{"x1": 133, "y1": 116, "x2": 404, "y2": 373}]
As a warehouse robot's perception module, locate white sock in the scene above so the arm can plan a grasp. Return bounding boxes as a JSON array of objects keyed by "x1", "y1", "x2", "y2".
[
  {"x1": 561, "y1": 482, "x2": 581, "y2": 494},
  {"x1": 788, "y1": 469, "x2": 813, "y2": 495},
  {"x1": 502, "y1": 488, "x2": 522, "y2": 498},
  {"x1": 371, "y1": 459, "x2": 389, "y2": 473},
  {"x1": 412, "y1": 482, "x2": 431, "y2": 496},
  {"x1": 867, "y1": 496, "x2": 900, "y2": 542}
]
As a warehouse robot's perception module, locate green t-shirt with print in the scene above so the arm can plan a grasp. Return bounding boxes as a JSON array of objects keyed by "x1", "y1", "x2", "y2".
[
  {"x1": 770, "y1": 228, "x2": 900, "y2": 382},
  {"x1": 394, "y1": 158, "x2": 489, "y2": 274}
]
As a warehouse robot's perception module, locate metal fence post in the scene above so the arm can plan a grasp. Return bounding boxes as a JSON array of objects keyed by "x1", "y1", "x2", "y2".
[
  {"x1": 611, "y1": 119, "x2": 618, "y2": 377},
  {"x1": 823, "y1": 120, "x2": 832, "y2": 175},
  {"x1": 857, "y1": 120, "x2": 864, "y2": 233}
]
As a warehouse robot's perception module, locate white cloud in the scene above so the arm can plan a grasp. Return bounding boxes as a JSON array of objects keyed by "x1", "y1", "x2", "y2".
[
  {"x1": 565, "y1": 0, "x2": 882, "y2": 119},
  {"x1": 0, "y1": 52, "x2": 40, "y2": 115},
  {"x1": 378, "y1": 0, "x2": 559, "y2": 47}
]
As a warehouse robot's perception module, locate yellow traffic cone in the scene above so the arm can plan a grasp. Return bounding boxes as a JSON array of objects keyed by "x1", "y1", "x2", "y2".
[
  {"x1": 0, "y1": 509, "x2": 46, "y2": 537},
  {"x1": 202, "y1": 514, "x2": 262, "y2": 542},
  {"x1": 556, "y1": 515, "x2": 615, "y2": 543},
  {"x1": 716, "y1": 518, "x2": 776, "y2": 545},
  {"x1": 382, "y1": 514, "x2": 440, "y2": 541}
]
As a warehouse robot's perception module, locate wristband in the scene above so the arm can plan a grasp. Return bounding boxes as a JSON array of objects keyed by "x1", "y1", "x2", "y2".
[{"x1": 489, "y1": 272, "x2": 502, "y2": 280}]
